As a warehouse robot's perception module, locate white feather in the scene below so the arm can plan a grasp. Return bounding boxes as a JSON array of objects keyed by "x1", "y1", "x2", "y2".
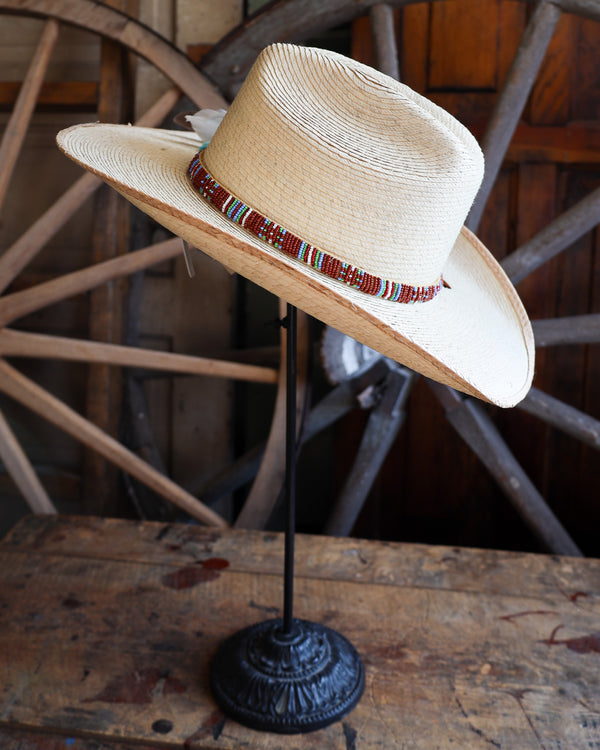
[{"x1": 185, "y1": 109, "x2": 227, "y2": 144}]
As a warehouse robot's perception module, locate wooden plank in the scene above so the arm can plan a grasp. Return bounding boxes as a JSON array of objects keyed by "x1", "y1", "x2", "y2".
[
  {"x1": 0, "y1": 80, "x2": 97, "y2": 108},
  {"x1": 1, "y1": 515, "x2": 600, "y2": 748},
  {"x1": 83, "y1": 0, "x2": 135, "y2": 516},
  {"x1": 476, "y1": 165, "x2": 512, "y2": 259},
  {"x1": 375, "y1": 376, "x2": 480, "y2": 545},
  {"x1": 428, "y1": 384, "x2": 581, "y2": 557},
  {"x1": 506, "y1": 120, "x2": 600, "y2": 165},
  {"x1": 165, "y1": 252, "x2": 234, "y2": 516},
  {"x1": 351, "y1": 15, "x2": 374, "y2": 67},
  {"x1": 493, "y1": 162, "x2": 557, "y2": 533},
  {"x1": 513, "y1": 163, "x2": 557, "y2": 329},
  {"x1": 400, "y1": 2, "x2": 428, "y2": 91},
  {"x1": 498, "y1": 0, "x2": 527, "y2": 85},
  {"x1": 0, "y1": 728, "x2": 157, "y2": 750},
  {"x1": 1, "y1": 514, "x2": 596, "y2": 597},
  {"x1": 429, "y1": 0, "x2": 498, "y2": 90},
  {"x1": 528, "y1": 11, "x2": 576, "y2": 126},
  {"x1": 84, "y1": 185, "x2": 128, "y2": 514},
  {"x1": 468, "y1": 0, "x2": 562, "y2": 231},
  {"x1": 572, "y1": 14, "x2": 600, "y2": 120}
]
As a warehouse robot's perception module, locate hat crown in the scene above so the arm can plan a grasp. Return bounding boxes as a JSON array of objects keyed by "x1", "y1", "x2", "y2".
[{"x1": 204, "y1": 44, "x2": 484, "y2": 286}]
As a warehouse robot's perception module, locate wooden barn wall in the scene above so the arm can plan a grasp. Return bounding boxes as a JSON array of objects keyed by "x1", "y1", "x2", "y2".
[{"x1": 342, "y1": 1, "x2": 600, "y2": 555}]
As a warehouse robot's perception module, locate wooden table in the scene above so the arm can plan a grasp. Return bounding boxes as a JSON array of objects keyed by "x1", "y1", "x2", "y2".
[{"x1": 1, "y1": 514, "x2": 599, "y2": 748}]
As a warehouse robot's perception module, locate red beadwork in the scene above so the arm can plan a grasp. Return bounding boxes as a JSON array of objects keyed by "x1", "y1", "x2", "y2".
[{"x1": 187, "y1": 154, "x2": 444, "y2": 305}]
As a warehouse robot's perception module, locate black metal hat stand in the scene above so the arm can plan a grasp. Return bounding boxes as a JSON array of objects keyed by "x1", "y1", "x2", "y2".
[{"x1": 210, "y1": 304, "x2": 365, "y2": 734}]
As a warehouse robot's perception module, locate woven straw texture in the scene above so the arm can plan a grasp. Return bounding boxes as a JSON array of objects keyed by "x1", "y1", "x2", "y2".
[
  {"x1": 206, "y1": 44, "x2": 483, "y2": 286},
  {"x1": 56, "y1": 44, "x2": 534, "y2": 407}
]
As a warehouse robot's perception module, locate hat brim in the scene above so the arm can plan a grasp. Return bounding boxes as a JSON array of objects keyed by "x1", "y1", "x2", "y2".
[{"x1": 57, "y1": 124, "x2": 534, "y2": 407}]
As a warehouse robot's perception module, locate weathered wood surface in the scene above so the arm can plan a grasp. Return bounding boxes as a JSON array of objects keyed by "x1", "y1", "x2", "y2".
[
  {"x1": 1, "y1": 514, "x2": 600, "y2": 749},
  {"x1": 0, "y1": 728, "x2": 157, "y2": 750}
]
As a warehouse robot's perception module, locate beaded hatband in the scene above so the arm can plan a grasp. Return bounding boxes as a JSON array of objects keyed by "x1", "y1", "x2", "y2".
[{"x1": 188, "y1": 153, "x2": 445, "y2": 304}]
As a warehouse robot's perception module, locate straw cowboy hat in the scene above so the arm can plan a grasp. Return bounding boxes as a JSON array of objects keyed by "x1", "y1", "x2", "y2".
[{"x1": 57, "y1": 43, "x2": 534, "y2": 408}]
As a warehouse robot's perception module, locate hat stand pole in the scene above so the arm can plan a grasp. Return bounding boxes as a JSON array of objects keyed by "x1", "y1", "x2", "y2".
[{"x1": 210, "y1": 303, "x2": 365, "y2": 734}]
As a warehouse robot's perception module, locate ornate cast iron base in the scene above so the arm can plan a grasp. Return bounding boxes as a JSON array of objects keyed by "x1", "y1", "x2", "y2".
[{"x1": 210, "y1": 617, "x2": 365, "y2": 734}]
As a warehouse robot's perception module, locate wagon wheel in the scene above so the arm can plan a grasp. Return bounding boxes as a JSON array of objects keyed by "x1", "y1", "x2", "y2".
[
  {"x1": 3, "y1": 1, "x2": 599, "y2": 550},
  {"x1": 0, "y1": 0, "x2": 311, "y2": 528},
  {"x1": 195, "y1": 0, "x2": 600, "y2": 555}
]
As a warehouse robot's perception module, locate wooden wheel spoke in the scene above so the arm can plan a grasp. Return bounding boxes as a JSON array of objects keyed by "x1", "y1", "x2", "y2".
[
  {"x1": 0, "y1": 87, "x2": 182, "y2": 296},
  {"x1": 0, "y1": 357, "x2": 226, "y2": 527},
  {"x1": 0, "y1": 238, "x2": 182, "y2": 326},
  {"x1": 0, "y1": 172, "x2": 101, "y2": 295},
  {"x1": 324, "y1": 366, "x2": 416, "y2": 537},
  {"x1": 0, "y1": 19, "x2": 59, "y2": 212},
  {"x1": 134, "y1": 86, "x2": 182, "y2": 128},
  {"x1": 0, "y1": 407, "x2": 56, "y2": 514},
  {"x1": 370, "y1": 4, "x2": 400, "y2": 80},
  {"x1": 429, "y1": 382, "x2": 581, "y2": 557},
  {"x1": 0, "y1": 3, "x2": 239, "y2": 526},
  {"x1": 201, "y1": 0, "x2": 411, "y2": 96},
  {"x1": 555, "y1": 0, "x2": 600, "y2": 21},
  {"x1": 234, "y1": 306, "x2": 309, "y2": 530},
  {"x1": 193, "y1": 356, "x2": 391, "y2": 504},
  {"x1": 532, "y1": 313, "x2": 600, "y2": 346},
  {"x1": 1, "y1": 0, "x2": 597, "y2": 547},
  {"x1": 0, "y1": 329, "x2": 278, "y2": 384},
  {"x1": 518, "y1": 386, "x2": 600, "y2": 450},
  {"x1": 501, "y1": 184, "x2": 600, "y2": 284},
  {"x1": 468, "y1": 1, "x2": 562, "y2": 231}
]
